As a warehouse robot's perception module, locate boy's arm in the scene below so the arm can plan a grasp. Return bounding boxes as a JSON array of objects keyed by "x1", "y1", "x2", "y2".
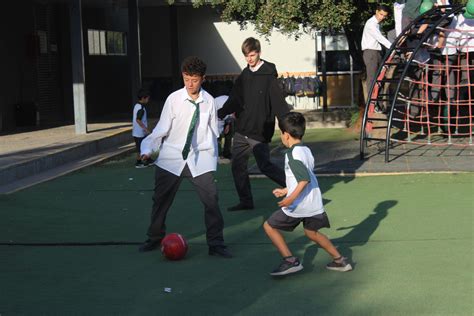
[
  {"x1": 278, "y1": 181, "x2": 308, "y2": 207},
  {"x1": 269, "y1": 78, "x2": 291, "y2": 120},
  {"x1": 209, "y1": 98, "x2": 220, "y2": 139},
  {"x1": 135, "y1": 118, "x2": 149, "y2": 134},
  {"x1": 140, "y1": 98, "x2": 173, "y2": 158},
  {"x1": 278, "y1": 152, "x2": 312, "y2": 207},
  {"x1": 218, "y1": 76, "x2": 243, "y2": 119}
]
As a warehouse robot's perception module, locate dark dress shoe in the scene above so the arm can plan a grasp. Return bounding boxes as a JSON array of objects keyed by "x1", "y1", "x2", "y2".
[
  {"x1": 138, "y1": 239, "x2": 161, "y2": 253},
  {"x1": 208, "y1": 245, "x2": 233, "y2": 258},
  {"x1": 227, "y1": 203, "x2": 254, "y2": 211}
]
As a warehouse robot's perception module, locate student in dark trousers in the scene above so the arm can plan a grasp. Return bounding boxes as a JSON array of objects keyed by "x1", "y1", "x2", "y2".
[
  {"x1": 218, "y1": 37, "x2": 290, "y2": 211},
  {"x1": 138, "y1": 56, "x2": 231, "y2": 258},
  {"x1": 361, "y1": 4, "x2": 392, "y2": 103}
]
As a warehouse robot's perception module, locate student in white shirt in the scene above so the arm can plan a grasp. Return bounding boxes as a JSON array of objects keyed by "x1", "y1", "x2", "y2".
[
  {"x1": 361, "y1": 4, "x2": 392, "y2": 97},
  {"x1": 138, "y1": 56, "x2": 232, "y2": 258},
  {"x1": 457, "y1": 11, "x2": 474, "y2": 92},
  {"x1": 214, "y1": 94, "x2": 234, "y2": 161},
  {"x1": 431, "y1": 15, "x2": 461, "y2": 103},
  {"x1": 263, "y1": 112, "x2": 352, "y2": 276}
]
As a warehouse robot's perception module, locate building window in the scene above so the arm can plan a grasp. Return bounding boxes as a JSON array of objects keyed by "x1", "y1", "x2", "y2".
[{"x1": 87, "y1": 29, "x2": 127, "y2": 56}]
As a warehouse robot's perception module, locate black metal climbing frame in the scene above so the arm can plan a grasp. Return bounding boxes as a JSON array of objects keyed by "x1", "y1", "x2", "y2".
[{"x1": 360, "y1": 4, "x2": 472, "y2": 162}]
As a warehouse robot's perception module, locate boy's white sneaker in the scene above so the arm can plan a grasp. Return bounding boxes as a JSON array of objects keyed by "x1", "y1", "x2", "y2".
[{"x1": 326, "y1": 257, "x2": 353, "y2": 272}]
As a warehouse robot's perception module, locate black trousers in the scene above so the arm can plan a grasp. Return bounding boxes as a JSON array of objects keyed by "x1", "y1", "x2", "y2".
[
  {"x1": 231, "y1": 132, "x2": 286, "y2": 205},
  {"x1": 146, "y1": 165, "x2": 224, "y2": 247}
]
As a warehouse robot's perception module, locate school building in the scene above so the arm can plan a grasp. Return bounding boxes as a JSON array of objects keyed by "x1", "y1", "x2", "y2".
[{"x1": 0, "y1": 0, "x2": 361, "y2": 134}]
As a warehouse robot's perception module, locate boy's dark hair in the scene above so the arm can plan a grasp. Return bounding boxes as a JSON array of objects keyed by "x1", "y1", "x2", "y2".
[
  {"x1": 377, "y1": 4, "x2": 390, "y2": 13},
  {"x1": 241, "y1": 37, "x2": 261, "y2": 55},
  {"x1": 137, "y1": 88, "x2": 150, "y2": 100},
  {"x1": 278, "y1": 112, "x2": 306, "y2": 140},
  {"x1": 181, "y1": 56, "x2": 207, "y2": 76}
]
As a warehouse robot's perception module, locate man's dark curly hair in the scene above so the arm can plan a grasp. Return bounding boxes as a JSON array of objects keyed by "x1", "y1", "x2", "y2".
[{"x1": 181, "y1": 56, "x2": 207, "y2": 76}]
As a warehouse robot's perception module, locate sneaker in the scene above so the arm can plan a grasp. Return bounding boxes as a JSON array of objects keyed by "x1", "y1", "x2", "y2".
[
  {"x1": 143, "y1": 158, "x2": 155, "y2": 167},
  {"x1": 270, "y1": 257, "x2": 303, "y2": 276},
  {"x1": 326, "y1": 257, "x2": 353, "y2": 272},
  {"x1": 135, "y1": 160, "x2": 146, "y2": 169}
]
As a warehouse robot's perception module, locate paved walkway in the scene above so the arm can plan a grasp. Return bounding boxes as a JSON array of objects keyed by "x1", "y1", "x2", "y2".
[
  {"x1": 0, "y1": 122, "x2": 134, "y2": 194},
  {"x1": 252, "y1": 139, "x2": 474, "y2": 176}
]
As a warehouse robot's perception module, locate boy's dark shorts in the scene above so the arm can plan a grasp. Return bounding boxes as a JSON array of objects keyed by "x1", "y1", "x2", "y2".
[
  {"x1": 134, "y1": 136, "x2": 145, "y2": 153},
  {"x1": 267, "y1": 209, "x2": 330, "y2": 232}
]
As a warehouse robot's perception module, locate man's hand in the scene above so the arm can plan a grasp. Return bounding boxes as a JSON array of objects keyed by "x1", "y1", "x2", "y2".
[{"x1": 140, "y1": 154, "x2": 150, "y2": 161}]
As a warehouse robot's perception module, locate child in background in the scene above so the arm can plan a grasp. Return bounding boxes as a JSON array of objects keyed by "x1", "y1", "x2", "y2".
[
  {"x1": 214, "y1": 94, "x2": 234, "y2": 162},
  {"x1": 263, "y1": 112, "x2": 352, "y2": 276},
  {"x1": 132, "y1": 89, "x2": 151, "y2": 168}
]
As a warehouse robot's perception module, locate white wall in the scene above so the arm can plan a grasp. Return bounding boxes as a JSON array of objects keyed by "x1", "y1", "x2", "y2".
[
  {"x1": 140, "y1": 5, "x2": 353, "y2": 108},
  {"x1": 177, "y1": 6, "x2": 317, "y2": 75}
]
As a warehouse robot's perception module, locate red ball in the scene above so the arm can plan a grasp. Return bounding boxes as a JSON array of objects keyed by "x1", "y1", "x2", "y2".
[{"x1": 160, "y1": 233, "x2": 188, "y2": 260}]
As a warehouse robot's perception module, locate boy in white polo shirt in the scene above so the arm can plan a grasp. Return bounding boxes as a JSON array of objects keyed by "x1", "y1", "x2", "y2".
[
  {"x1": 263, "y1": 112, "x2": 352, "y2": 276},
  {"x1": 132, "y1": 89, "x2": 151, "y2": 168},
  {"x1": 138, "y1": 56, "x2": 231, "y2": 258}
]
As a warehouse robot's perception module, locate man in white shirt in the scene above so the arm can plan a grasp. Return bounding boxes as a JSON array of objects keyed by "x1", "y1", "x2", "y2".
[
  {"x1": 361, "y1": 4, "x2": 392, "y2": 97},
  {"x1": 431, "y1": 15, "x2": 461, "y2": 104},
  {"x1": 457, "y1": 10, "x2": 474, "y2": 97},
  {"x1": 138, "y1": 56, "x2": 232, "y2": 258}
]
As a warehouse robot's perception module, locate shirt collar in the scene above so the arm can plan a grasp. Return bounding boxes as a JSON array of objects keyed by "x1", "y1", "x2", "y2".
[
  {"x1": 250, "y1": 60, "x2": 264, "y2": 72},
  {"x1": 180, "y1": 87, "x2": 204, "y2": 104},
  {"x1": 285, "y1": 142, "x2": 304, "y2": 153}
]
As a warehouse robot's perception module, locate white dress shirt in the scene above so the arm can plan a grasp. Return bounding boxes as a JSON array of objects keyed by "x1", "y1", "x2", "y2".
[
  {"x1": 457, "y1": 14, "x2": 474, "y2": 53},
  {"x1": 361, "y1": 15, "x2": 392, "y2": 50},
  {"x1": 141, "y1": 87, "x2": 219, "y2": 177},
  {"x1": 442, "y1": 16, "x2": 461, "y2": 55}
]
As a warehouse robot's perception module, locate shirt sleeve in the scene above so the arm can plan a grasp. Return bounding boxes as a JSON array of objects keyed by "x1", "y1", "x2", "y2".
[
  {"x1": 288, "y1": 158, "x2": 311, "y2": 182},
  {"x1": 288, "y1": 149, "x2": 311, "y2": 182},
  {"x1": 270, "y1": 78, "x2": 291, "y2": 120},
  {"x1": 136, "y1": 108, "x2": 144, "y2": 120},
  {"x1": 140, "y1": 97, "x2": 173, "y2": 155},
  {"x1": 218, "y1": 75, "x2": 243, "y2": 119},
  {"x1": 368, "y1": 21, "x2": 392, "y2": 49},
  {"x1": 208, "y1": 98, "x2": 220, "y2": 139}
]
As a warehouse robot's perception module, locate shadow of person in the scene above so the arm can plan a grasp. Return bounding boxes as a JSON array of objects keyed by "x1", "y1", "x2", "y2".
[
  {"x1": 298, "y1": 200, "x2": 397, "y2": 270},
  {"x1": 332, "y1": 200, "x2": 397, "y2": 268}
]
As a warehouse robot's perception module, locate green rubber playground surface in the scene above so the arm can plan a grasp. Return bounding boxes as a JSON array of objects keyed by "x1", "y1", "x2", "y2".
[{"x1": 0, "y1": 152, "x2": 472, "y2": 315}]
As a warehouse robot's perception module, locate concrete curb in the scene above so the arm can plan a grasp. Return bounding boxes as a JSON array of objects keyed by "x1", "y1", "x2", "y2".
[{"x1": 0, "y1": 129, "x2": 132, "y2": 188}]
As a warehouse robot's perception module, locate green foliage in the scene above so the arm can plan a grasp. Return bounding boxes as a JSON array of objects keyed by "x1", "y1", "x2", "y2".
[
  {"x1": 168, "y1": 0, "x2": 469, "y2": 37},
  {"x1": 189, "y1": 0, "x2": 358, "y2": 36}
]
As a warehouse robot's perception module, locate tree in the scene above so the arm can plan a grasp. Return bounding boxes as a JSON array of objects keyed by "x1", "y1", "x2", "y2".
[
  {"x1": 174, "y1": 0, "x2": 468, "y2": 61},
  {"x1": 169, "y1": 0, "x2": 469, "y2": 107}
]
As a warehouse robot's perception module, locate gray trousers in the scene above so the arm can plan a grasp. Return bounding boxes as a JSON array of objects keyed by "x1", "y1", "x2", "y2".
[
  {"x1": 146, "y1": 165, "x2": 224, "y2": 247},
  {"x1": 363, "y1": 49, "x2": 383, "y2": 95},
  {"x1": 431, "y1": 54, "x2": 458, "y2": 102},
  {"x1": 231, "y1": 132, "x2": 286, "y2": 206}
]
